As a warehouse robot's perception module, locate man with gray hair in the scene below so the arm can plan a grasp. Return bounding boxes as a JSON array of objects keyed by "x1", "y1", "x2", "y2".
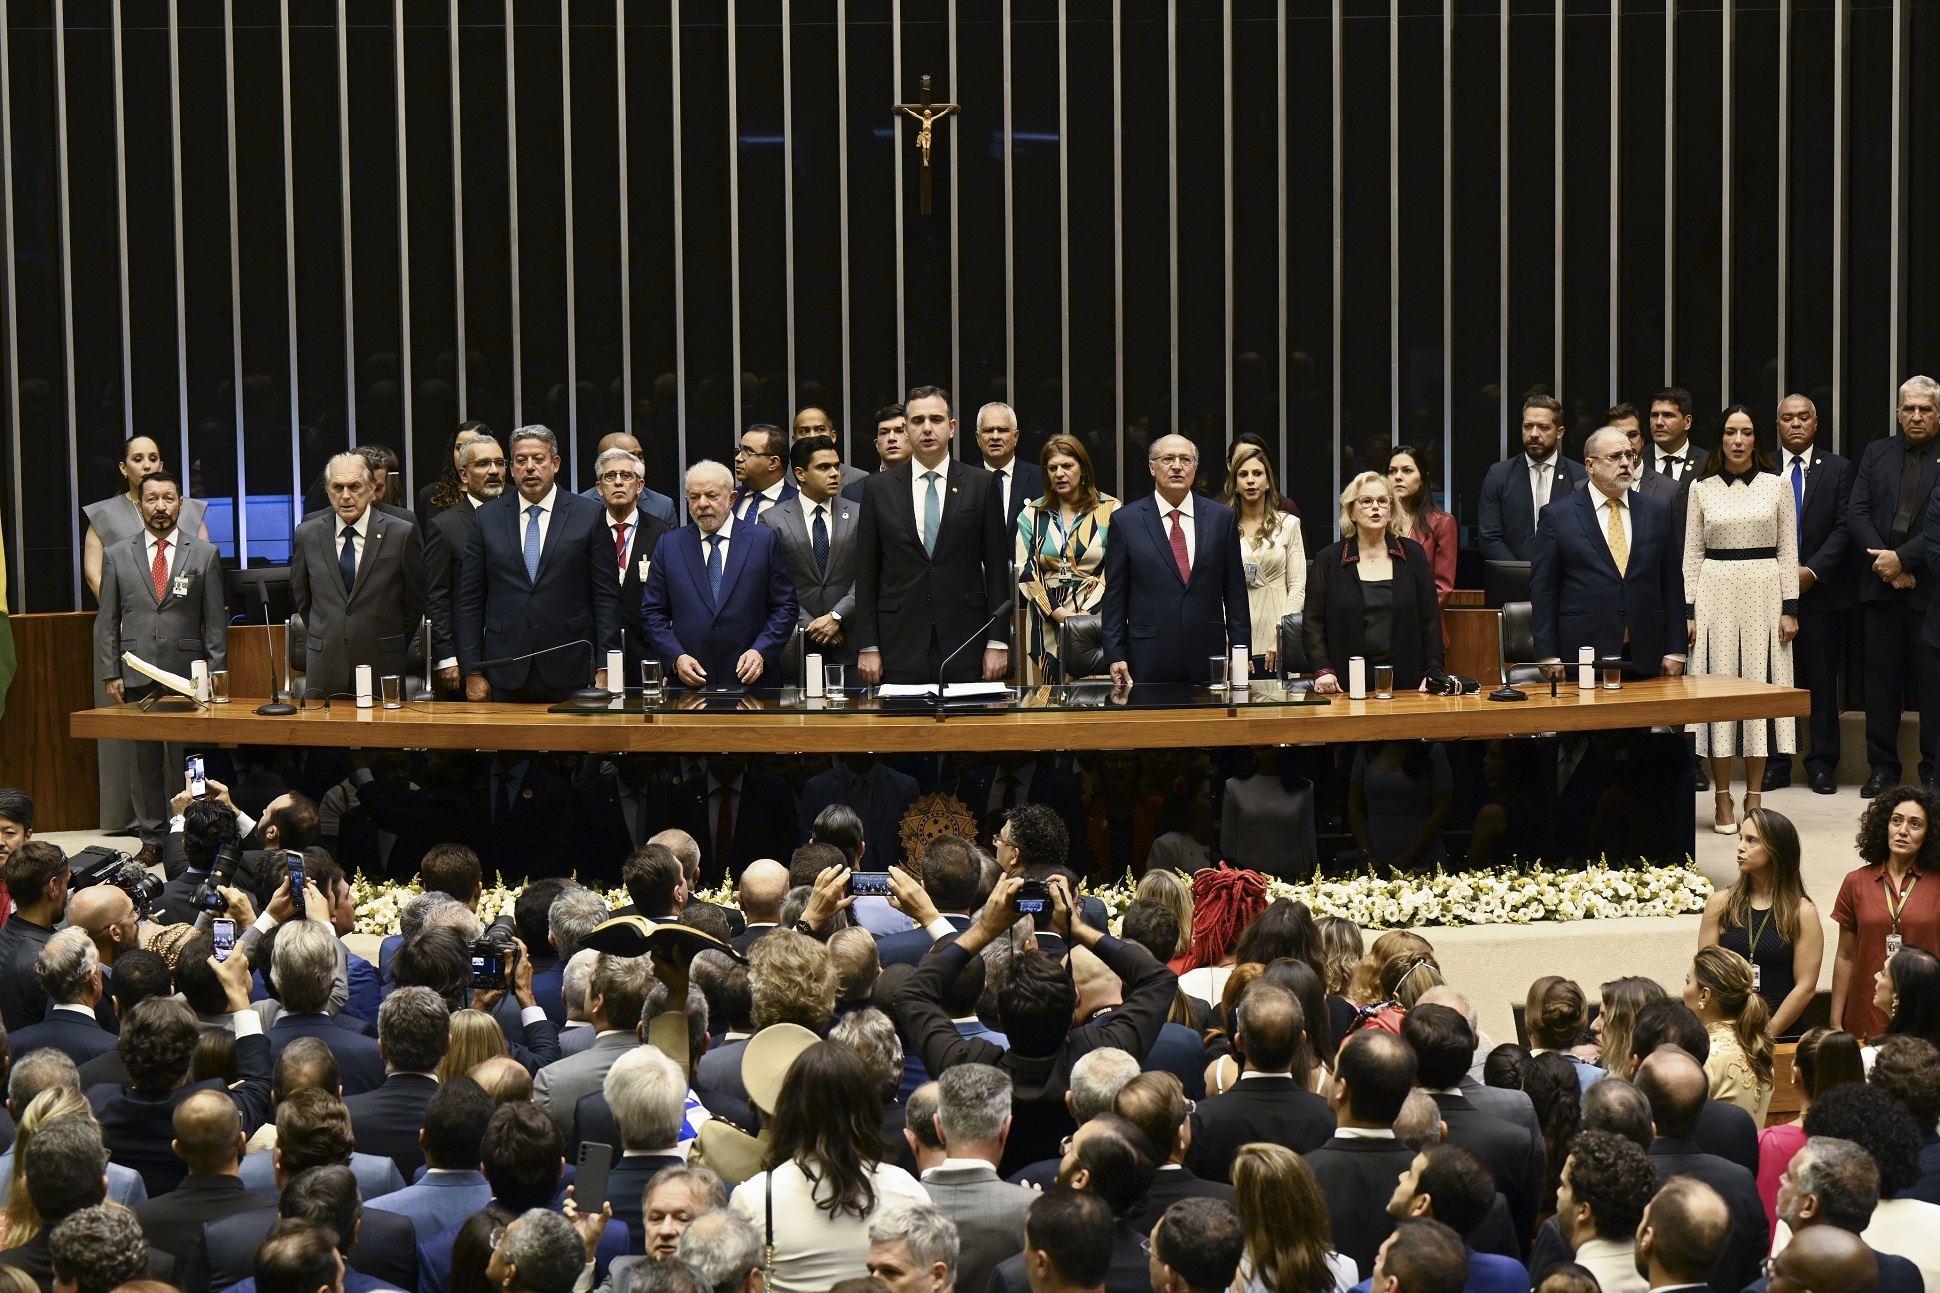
[
  {"x1": 922, "y1": 1065, "x2": 1033, "y2": 1293},
  {"x1": 535, "y1": 953, "x2": 653, "y2": 1135},
  {"x1": 869, "y1": 1203, "x2": 961, "y2": 1293},
  {"x1": 641, "y1": 459, "x2": 798, "y2": 690},
  {"x1": 8, "y1": 927, "x2": 115, "y2": 1067},
  {"x1": 1009, "y1": 1049, "x2": 1145, "y2": 1189},
  {"x1": 580, "y1": 431, "x2": 679, "y2": 528},
  {"x1": 343, "y1": 986, "x2": 451, "y2": 1180},
  {"x1": 558, "y1": 948, "x2": 602, "y2": 1057},
  {"x1": 425, "y1": 431, "x2": 506, "y2": 690},
  {"x1": 492, "y1": 1207, "x2": 588, "y2": 1293},
  {"x1": 601, "y1": 1046, "x2": 689, "y2": 1251},
  {"x1": 291, "y1": 448, "x2": 426, "y2": 704},
  {"x1": 456, "y1": 423, "x2": 622, "y2": 703},
  {"x1": 677, "y1": 1209, "x2": 764, "y2": 1293},
  {"x1": 595, "y1": 443, "x2": 674, "y2": 685},
  {"x1": 266, "y1": 920, "x2": 387, "y2": 1095},
  {"x1": 1762, "y1": 1136, "x2": 1923, "y2": 1293},
  {"x1": 972, "y1": 401, "x2": 1042, "y2": 531}
]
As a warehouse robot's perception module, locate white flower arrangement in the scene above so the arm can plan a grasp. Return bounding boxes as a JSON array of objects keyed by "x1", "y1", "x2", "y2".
[{"x1": 348, "y1": 860, "x2": 1710, "y2": 936}]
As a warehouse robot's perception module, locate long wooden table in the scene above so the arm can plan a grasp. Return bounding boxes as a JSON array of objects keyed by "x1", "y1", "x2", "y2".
[{"x1": 70, "y1": 675, "x2": 1809, "y2": 755}]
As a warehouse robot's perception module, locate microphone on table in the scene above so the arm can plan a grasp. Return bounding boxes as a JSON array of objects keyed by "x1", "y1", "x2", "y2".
[
  {"x1": 255, "y1": 603, "x2": 298, "y2": 715},
  {"x1": 933, "y1": 600, "x2": 1015, "y2": 708},
  {"x1": 468, "y1": 639, "x2": 611, "y2": 707}
]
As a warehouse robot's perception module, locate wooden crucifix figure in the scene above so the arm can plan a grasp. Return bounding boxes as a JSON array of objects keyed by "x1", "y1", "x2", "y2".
[{"x1": 894, "y1": 75, "x2": 959, "y2": 215}]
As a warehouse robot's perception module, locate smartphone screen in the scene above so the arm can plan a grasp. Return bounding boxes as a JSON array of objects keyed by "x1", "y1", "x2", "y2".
[
  {"x1": 575, "y1": 1142, "x2": 614, "y2": 1213},
  {"x1": 212, "y1": 918, "x2": 236, "y2": 962},
  {"x1": 186, "y1": 755, "x2": 207, "y2": 800},
  {"x1": 286, "y1": 852, "x2": 305, "y2": 907},
  {"x1": 848, "y1": 872, "x2": 893, "y2": 897}
]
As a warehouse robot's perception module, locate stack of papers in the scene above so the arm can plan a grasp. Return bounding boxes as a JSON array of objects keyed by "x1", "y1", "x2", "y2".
[{"x1": 876, "y1": 681, "x2": 1013, "y2": 699}]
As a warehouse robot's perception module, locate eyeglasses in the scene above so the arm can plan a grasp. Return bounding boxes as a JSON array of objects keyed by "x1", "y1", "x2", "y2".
[
  {"x1": 598, "y1": 471, "x2": 643, "y2": 484},
  {"x1": 735, "y1": 446, "x2": 778, "y2": 459},
  {"x1": 1354, "y1": 497, "x2": 1390, "y2": 509},
  {"x1": 1154, "y1": 454, "x2": 1197, "y2": 467},
  {"x1": 1588, "y1": 451, "x2": 1642, "y2": 464}
]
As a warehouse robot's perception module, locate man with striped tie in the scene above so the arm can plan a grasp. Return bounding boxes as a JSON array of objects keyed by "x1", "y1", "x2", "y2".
[{"x1": 760, "y1": 435, "x2": 861, "y2": 667}]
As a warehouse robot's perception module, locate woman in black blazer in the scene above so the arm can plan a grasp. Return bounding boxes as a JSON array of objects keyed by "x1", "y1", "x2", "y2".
[{"x1": 1303, "y1": 471, "x2": 1444, "y2": 691}]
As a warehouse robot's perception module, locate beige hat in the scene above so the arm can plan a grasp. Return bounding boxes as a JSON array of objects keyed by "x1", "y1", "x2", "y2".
[{"x1": 742, "y1": 1023, "x2": 819, "y2": 1117}]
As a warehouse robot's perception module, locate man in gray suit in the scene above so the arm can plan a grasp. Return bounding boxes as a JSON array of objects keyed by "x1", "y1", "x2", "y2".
[
  {"x1": 759, "y1": 434, "x2": 860, "y2": 666},
  {"x1": 93, "y1": 470, "x2": 227, "y2": 846},
  {"x1": 531, "y1": 951, "x2": 650, "y2": 1137},
  {"x1": 919, "y1": 1064, "x2": 1035, "y2": 1293},
  {"x1": 291, "y1": 452, "x2": 426, "y2": 703}
]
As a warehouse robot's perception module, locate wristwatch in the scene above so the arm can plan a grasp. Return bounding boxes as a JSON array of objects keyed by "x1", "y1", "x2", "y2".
[{"x1": 792, "y1": 918, "x2": 817, "y2": 935}]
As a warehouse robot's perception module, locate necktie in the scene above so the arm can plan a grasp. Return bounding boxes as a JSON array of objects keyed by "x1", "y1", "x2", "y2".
[
  {"x1": 338, "y1": 527, "x2": 357, "y2": 594},
  {"x1": 1791, "y1": 457, "x2": 1806, "y2": 548},
  {"x1": 997, "y1": 468, "x2": 1010, "y2": 517},
  {"x1": 922, "y1": 471, "x2": 942, "y2": 555},
  {"x1": 1606, "y1": 498, "x2": 1630, "y2": 575},
  {"x1": 614, "y1": 520, "x2": 630, "y2": 573},
  {"x1": 1168, "y1": 509, "x2": 1191, "y2": 582},
  {"x1": 706, "y1": 534, "x2": 724, "y2": 605},
  {"x1": 744, "y1": 493, "x2": 762, "y2": 523},
  {"x1": 812, "y1": 504, "x2": 830, "y2": 575},
  {"x1": 1663, "y1": 454, "x2": 1684, "y2": 481},
  {"x1": 523, "y1": 504, "x2": 544, "y2": 581},
  {"x1": 151, "y1": 538, "x2": 170, "y2": 602},
  {"x1": 1532, "y1": 461, "x2": 1550, "y2": 516},
  {"x1": 715, "y1": 786, "x2": 735, "y2": 865}
]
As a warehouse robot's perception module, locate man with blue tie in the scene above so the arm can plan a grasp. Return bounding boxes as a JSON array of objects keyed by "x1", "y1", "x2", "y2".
[
  {"x1": 732, "y1": 424, "x2": 798, "y2": 524},
  {"x1": 641, "y1": 461, "x2": 799, "y2": 689},
  {"x1": 456, "y1": 425, "x2": 622, "y2": 702},
  {"x1": 1775, "y1": 394, "x2": 1853, "y2": 794},
  {"x1": 1477, "y1": 395, "x2": 1588, "y2": 563}
]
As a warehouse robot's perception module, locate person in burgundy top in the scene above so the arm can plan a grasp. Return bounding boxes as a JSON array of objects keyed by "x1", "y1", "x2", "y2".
[{"x1": 1831, "y1": 786, "x2": 1940, "y2": 1039}]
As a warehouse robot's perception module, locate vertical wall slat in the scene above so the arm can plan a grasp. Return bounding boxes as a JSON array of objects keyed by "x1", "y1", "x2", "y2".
[
  {"x1": 113, "y1": 2, "x2": 132, "y2": 442},
  {"x1": 727, "y1": 0, "x2": 741, "y2": 440},
  {"x1": 340, "y1": 1, "x2": 359, "y2": 446},
  {"x1": 55, "y1": 0, "x2": 81, "y2": 599},
  {"x1": 1225, "y1": 0, "x2": 1235, "y2": 447},
  {"x1": 281, "y1": 2, "x2": 301, "y2": 522},
  {"x1": 2, "y1": 3, "x2": 21, "y2": 609},
  {"x1": 1112, "y1": 0, "x2": 1124, "y2": 499},
  {"x1": 1721, "y1": 0, "x2": 1733, "y2": 404},
  {"x1": 221, "y1": 0, "x2": 248, "y2": 561},
  {"x1": 836, "y1": 0, "x2": 850, "y2": 457},
  {"x1": 1062, "y1": 0, "x2": 1072, "y2": 440},
  {"x1": 1664, "y1": 0, "x2": 1676, "y2": 383},
  {"x1": 563, "y1": 4, "x2": 579, "y2": 474},
  {"x1": 1332, "y1": 0, "x2": 1343, "y2": 498},
  {"x1": 783, "y1": 0, "x2": 795, "y2": 417},
  {"x1": 1389, "y1": 0, "x2": 1399, "y2": 442},
  {"x1": 453, "y1": 0, "x2": 468, "y2": 422},
  {"x1": 1777, "y1": 0, "x2": 1789, "y2": 399},
  {"x1": 1610, "y1": 0, "x2": 1621, "y2": 405},
  {"x1": 397, "y1": 0, "x2": 417, "y2": 496},
  {"x1": 672, "y1": 0, "x2": 687, "y2": 480},
  {"x1": 1167, "y1": 0, "x2": 1177, "y2": 440},
  {"x1": 1832, "y1": 0, "x2": 1846, "y2": 449},
  {"x1": 616, "y1": 0, "x2": 629, "y2": 437},
  {"x1": 505, "y1": 0, "x2": 522, "y2": 425}
]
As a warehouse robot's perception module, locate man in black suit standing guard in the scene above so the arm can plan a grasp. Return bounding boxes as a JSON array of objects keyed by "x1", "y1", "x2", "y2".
[
  {"x1": 456, "y1": 425, "x2": 622, "y2": 702},
  {"x1": 1477, "y1": 394, "x2": 1587, "y2": 563},
  {"x1": 1774, "y1": 394, "x2": 1854, "y2": 794},
  {"x1": 854, "y1": 386, "x2": 1013, "y2": 685}
]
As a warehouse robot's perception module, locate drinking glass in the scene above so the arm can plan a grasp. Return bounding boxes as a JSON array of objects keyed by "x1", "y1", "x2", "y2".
[
  {"x1": 379, "y1": 675, "x2": 403, "y2": 709},
  {"x1": 1374, "y1": 664, "x2": 1395, "y2": 699},
  {"x1": 1207, "y1": 657, "x2": 1229, "y2": 692},
  {"x1": 825, "y1": 663, "x2": 848, "y2": 700},
  {"x1": 640, "y1": 660, "x2": 665, "y2": 700},
  {"x1": 1600, "y1": 657, "x2": 1625, "y2": 690},
  {"x1": 208, "y1": 670, "x2": 231, "y2": 704}
]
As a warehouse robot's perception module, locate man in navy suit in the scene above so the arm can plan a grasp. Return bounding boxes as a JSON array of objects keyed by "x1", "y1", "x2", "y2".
[
  {"x1": 1530, "y1": 426, "x2": 1687, "y2": 680},
  {"x1": 1100, "y1": 434, "x2": 1250, "y2": 687},
  {"x1": 853, "y1": 387, "x2": 1013, "y2": 685},
  {"x1": 972, "y1": 401, "x2": 1045, "y2": 534},
  {"x1": 265, "y1": 921, "x2": 387, "y2": 1096},
  {"x1": 731, "y1": 424, "x2": 800, "y2": 523},
  {"x1": 874, "y1": 833, "x2": 983, "y2": 968},
  {"x1": 1477, "y1": 395, "x2": 1588, "y2": 563},
  {"x1": 456, "y1": 424, "x2": 622, "y2": 703},
  {"x1": 641, "y1": 460, "x2": 799, "y2": 689},
  {"x1": 1646, "y1": 385, "x2": 1709, "y2": 486},
  {"x1": 1776, "y1": 394, "x2": 1854, "y2": 794},
  {"x1": 363, "y1": 1077, "x2": 496, "y2": 1242},
  {"x1": 1861, "y1": 375, "x2": 1940, "y2": 794},
  {"x1": 9, "y1": 928, "x2": 117, "y2": 1067}
]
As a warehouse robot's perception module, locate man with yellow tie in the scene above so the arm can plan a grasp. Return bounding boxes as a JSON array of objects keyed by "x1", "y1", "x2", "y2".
[{"x1": 1530, "y1": 425, "x2": 1688, "y2": 680}]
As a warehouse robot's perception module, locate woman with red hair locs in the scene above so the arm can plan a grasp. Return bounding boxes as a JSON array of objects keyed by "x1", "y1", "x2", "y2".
[{"x1": 1175, "y1": 864, "x2": 1271, "y2": 1012}]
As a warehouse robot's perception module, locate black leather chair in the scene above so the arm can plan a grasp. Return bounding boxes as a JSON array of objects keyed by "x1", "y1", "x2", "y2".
[
  {"x1": 1056, "y1": 613, "x2": 1109, "y2": 681},
  {"x1": 1276, "y1": 612, "x2": 1310, "y2": 676},
  {"x1": 1496, "y1": 600, "x2": 1547, "y2": 686},
  {"x1": 1483, "y1": 560, "x2": 1532, "y2": 609}
]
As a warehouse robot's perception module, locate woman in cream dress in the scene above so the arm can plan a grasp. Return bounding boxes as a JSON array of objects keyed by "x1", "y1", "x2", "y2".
[{"x1": 1225, "y1": 443, "x2": 1306, "y2": 677}]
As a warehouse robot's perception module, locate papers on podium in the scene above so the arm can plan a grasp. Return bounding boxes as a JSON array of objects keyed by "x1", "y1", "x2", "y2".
[{"x1": 875, "y1": 681, "x2": 1012, "y2": 699}]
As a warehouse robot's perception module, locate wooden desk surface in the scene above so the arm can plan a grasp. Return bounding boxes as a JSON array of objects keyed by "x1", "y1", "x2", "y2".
[{"x1": 70, "y1": 675, "x2": 1809, "y2": 754}]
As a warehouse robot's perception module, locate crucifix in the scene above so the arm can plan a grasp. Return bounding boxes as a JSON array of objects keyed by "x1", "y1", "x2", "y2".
[{"x1": 894, "y1": 75, "x2": 959, "y2": 215}]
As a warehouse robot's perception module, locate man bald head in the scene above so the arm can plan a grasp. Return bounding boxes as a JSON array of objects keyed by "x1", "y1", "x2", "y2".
[
  {"x1": 1635, "y1": 1177, "x2": 1732, "y2": 1287},
  {"x1": 67, "y1": 883, "x2": 139, "y2": 968},
  {"x1": 598, "y1": 432, "x2": 644, "y2": 458},
  {"x1": 737, "y1": 860, "x2": 791, "y2": 925},
  {"x1": 470, "y1": 1055, "x2": 534, "y2": 1104},
  {"x1": 1634, "y1": 1047, "x2": 1710, "y2": 1140},
  {"x1": 1070, "y1": 946, "x2": 1124, "y2": 1022},
  {"x1": 172, "y1": 1088, "x2": 246, "y2": 1176},
  {"x1": 1414, "y1": 985, "x2": 1479, "y2": 1035},
  {"x1": 651, "y1": 829, "x2": 703, "y2": 892},
  {"x1": 1767, "y1": 1223, "x2": 1879, "y2": 1293}
]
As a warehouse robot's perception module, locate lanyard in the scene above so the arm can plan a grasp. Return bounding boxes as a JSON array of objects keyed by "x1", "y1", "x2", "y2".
[
  {"x1": 1886, "y1": 871, "x2": 1920, "y2": 932},
  {"x1": 1747, "y1": 904, "x2": 1774, "y2": 955}
]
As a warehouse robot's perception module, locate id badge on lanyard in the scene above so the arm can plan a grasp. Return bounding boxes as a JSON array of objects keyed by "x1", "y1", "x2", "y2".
[{"x1": 1887, "y1": 932, "x2": 1904, "y2": 958}]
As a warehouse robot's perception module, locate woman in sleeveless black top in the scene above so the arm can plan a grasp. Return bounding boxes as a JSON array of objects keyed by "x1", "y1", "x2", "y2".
[{"x1": 1700, "y1": 806, "x2": 1823, "y2": 1038}]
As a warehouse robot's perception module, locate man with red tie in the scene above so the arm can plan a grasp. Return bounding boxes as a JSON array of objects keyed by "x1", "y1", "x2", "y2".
[{"x1": 594, "y1": 446, "x2": 672, "y2": 685}]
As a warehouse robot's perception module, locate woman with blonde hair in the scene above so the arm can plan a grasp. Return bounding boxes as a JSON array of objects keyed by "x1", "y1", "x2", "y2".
[
  {"x1": 1684, "y1": 945, "x2": 1776, "y2": 1123},
  {"x1": 1224, "y1": 443, "x2": 1307, "y2": 677},
  {"x1": 1346, "y1": 930, "x2": 1435, "y2": 1006},
  {"x1": 1015, "y1": 434, "x2": 1119, "y2": 681},
  {"x1": 1231, "y1": 1142, "x2": 1357, "y2": 1292},
  {"x1": 0, "y1": 1087, "x2": 95, "y2": 1249},
  {"x1": 438, "y1": 1009, "x2": 509, "y2": 1083},
  {"x1": 1302, "y1": 472, "x2": 1443, "y2": 694},
  {"x1": 1136, "y1": 869, "x2": 1195, "y2": 967},
  {"x1": 1591, "y1": 975, "x2": 1667, "y2": 1080}
]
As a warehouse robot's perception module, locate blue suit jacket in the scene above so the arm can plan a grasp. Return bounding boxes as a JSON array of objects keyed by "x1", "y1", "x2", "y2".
[
  {"x1": 237, "y1": 1148, "x2": 407, "y2": 1201},
  {"x1": 1099, "y1": 493, "x2": 1251, "y2": 684},
  {"x1": 455, "y1": 487, "x2": 622, "y2": 694},
  {"x1": 418, "y1": 1205, "x2": 628, "y2": 1293},
  {"x1": 640, "y1": 521, "x2": 799, "y2": 687},
  {"x1": 530, "y1": 960, "x2": 568, "y2": 1026},
  {"x1": 8, "y1": 1009, "x2": 118, "y2": 1067},
  {"x1": 345, "y1": 951, "x2": 381, "y2": 1027},
  {"x1": 876, "y1": 913, "x2": 971, "y2": 969},
  {"x1": 364, "y1": 1168, "x2": 495, "y2": 1242},
  {"x1": 268, "y1": 1014, "x2": 388, "y2": 1095},
  {"x1": 1528, "y1": 485, "x2": 1684, "y2": 676},
  {"x1": 1477, "y1": 453, "x2": 1588, "y2": 562}
]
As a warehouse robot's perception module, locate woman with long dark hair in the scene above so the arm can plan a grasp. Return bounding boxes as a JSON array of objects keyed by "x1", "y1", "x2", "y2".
[
  {"x1": 1232, "y1": 899, "x2": 1325, "y2": 982},
  {"x1": 1833, "y1": 787, "x2": 1940, "y2": 1039},
  {"x1": 1225, "y1": 443, "x2": 1307, "y2": 677},
  {"x1": 727, "y1": 1042, "x2": 928, "y2": 1293},
  {"x1": 1520, "y1": 1051, "x2": 1583, "y2": 1217},
  {"x1": 1755, "y1": 1027, "x2": 1864, "y2": 1230},
  {"x1": 1683, "y1": 405, "x2": 1799, "y2": 834},
  {"x1": 1262, "y1": 957, "x2": 1336, "y2": 1084},
  {"x1": 1388, "y1": 444, "x2": 1456, "y2": 613},
  {"x1": 1015, "y1": 434, "x2": 1119, "y2": 681},
  {"x1": 1701, "y1": 807, "x2": 1823, "y2": 1037},
  {"x1": 1873, "y1": 945, "x2": 1940, "y2": 1051}
]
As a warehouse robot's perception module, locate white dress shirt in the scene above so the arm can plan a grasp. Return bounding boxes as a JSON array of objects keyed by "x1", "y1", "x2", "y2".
[
  {"x1": 1527, "y1": 453, "x2": 1558, "y2": 517},
  {"x1": 985, "y1": 458, "x2": 1015, "y2": 517},
  {"x1": 335, "y1": 507, "x2": 372, "y2": 576},
  {"x1": 143, "y1": 528, "x2": 182, "y2": 585},
  {"x1": 909, "y1": 456, "x2": 955, "y2": 531},
  {"x1": 1782, "y1": 445, "x2": 1815, "y2": 478},
  {"x1": 518, "y1": 485, "x2": 559, "y2": 553},
  {"x1": 605, "y1": 508, "x2": 640, "y2": 582},
  {"x1": 699, "y1": 511, "x2": 736, "y2": 568},
  {"x1": 1157, "y1": 491, "x2": 1197, "y2": 573},
  {"x1": 797, "y1": 490, "x2": 838, "y2": 532},
  {"x1": 1656, "y1": 444, "x2": 1693, "y2": 479}
]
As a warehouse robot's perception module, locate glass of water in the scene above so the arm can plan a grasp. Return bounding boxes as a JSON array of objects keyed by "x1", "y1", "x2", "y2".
[
  {"x1": 640, "y1": 660, "x2": 665, "y2": 701},
  {"x1": 208, "y1": 670, "x2": 231, "y2": 704},
  {"x1": 1207, "y1": 656, "x2": 1229, "y2": 692},
  {"x1": 825, "y1": 663, "x2": 847, "y2": 701},
  {"x1": 379, "y1": 675, "x2": 403, "y2": 708}
]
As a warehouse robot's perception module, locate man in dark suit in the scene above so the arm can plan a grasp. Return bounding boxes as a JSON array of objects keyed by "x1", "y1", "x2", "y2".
[
  {"x1": 842, "y1": 405, "x2": 912, "y2": 504},
  {"x1": 1303, "y1": 1030, "x2": 1422, "y2": 1275},
  {"x1": 594, "y1": 1046, "x2": 690, "y2": 1254},
  {"x1": 667, "y1": 755, "x2": 798, "y2": 886},
  {"x1": 1776, "y1": 393, "x2": 1855, "y2": 794},
  {"x1": 797, "y1": 754, "x2": 921, "y2": 873},
  {"x1": 423, "y1": 434, "x2": 505, "y2": 693},
  {"x1": 874, "y1": 834, "x2": 981, "y2": 968},
  {"x1": 986, "y1": 1121, "x2": 1155, "y2": 1293},
  {"x1": 1531, "y1": 425, "x2": 1687, "y2": 680},
  {"x1": 194, "y1": 1163, "x2": 419, "y2": 1293},
  {"x1": 1100, "y1": 434, "x2": 1251, "y2": 688},
  {"x1": 1114, "y1": 1072, "x2": 1232, "y2": 1236},
  {"x1": 0, "y1": 843, "x2": 69, "y2": 1034},
  {"x1": 853, "y1": 386, "x2": 1013, "y2": 686},
  {"x1": 580, "y1": 431, "x2": 680, "y2": 529},
  {"x1": 361, "y1": 1078, "x2": 496, "y2": 1243},
  {"x1": 1624, "y1": 999, "x2": 1759, "y2": 1174},
  {"x1": 1609, "y1": 403, "x2": 1683, "y2": 506},
  {"x1": 642, "y1": 460, "x2": 799, "y2": 690},
  {"x1": 1848, "y1": 376, "x2": 1940, "y2": 793},
  {"x1": 971, "y1": 401, "x2": 1045, "y2": 534},
  {"x1": 731, "y1": 423, "x2": 800, "y2": 524},
  {"x1": 132, "y1": 1089, "x2": 277, "y2": 1275},
  {"x1": 8, "y1": 928, "x2": 117, "y2": 1067},
  {"x1": 1477, "y1": 395, "x2": 1589, "y2": 563},
  {"x1": 455, "y1": 424, "x2": 622, "y2": 703},
  {"x1": 590, "y1": 446, "x2": 673, "y2": 684},
  {"x1": 1401, "y1": 1005, "x2": 1544, "y2": 1257},
  {"x1": 761, "y1": 435, "x2": 861, "y2": 667},
  {"x1": 0, "y1": 1122, "x2": 175, "y2": 1292},
  {"x1": 89, "y1": 961, "x2": 276, "y2": 1199},
  {"x1": 342, "y1": 986, "x2": 450, "y2": 1181},
  {"x1": 264, "y1": 921, "x2": 387, "y2": 1096},
  {"x1": 290, "y1": 452, "x2": 425, "y2": 704},
  {"x1": 1634, "y1": 1048, "x2": 1769, "y2": 1292},
  {"x1": 1646, "y1": 385, "x2": 1710, "y2": 485},
  {"x1": 1184, "y1": 981, "x2": 1332, "y2": 1183}
]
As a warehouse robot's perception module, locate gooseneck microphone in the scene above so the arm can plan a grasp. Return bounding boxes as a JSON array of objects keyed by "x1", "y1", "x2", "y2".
[
  {"x1": 255, "y1": 605, "x2": 298, "y2": 715},
  {"x1": 468, "y1": 639, "x2": 611, "y2": 707},
  {"x1": 932, "y1": 599, "x2": 1015, "y2": 706}
]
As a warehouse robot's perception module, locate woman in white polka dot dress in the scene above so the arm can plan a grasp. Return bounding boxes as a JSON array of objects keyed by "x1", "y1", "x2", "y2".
[{"x1": 1684, "y1": 405, "x2": 1800, "y2": 836}]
